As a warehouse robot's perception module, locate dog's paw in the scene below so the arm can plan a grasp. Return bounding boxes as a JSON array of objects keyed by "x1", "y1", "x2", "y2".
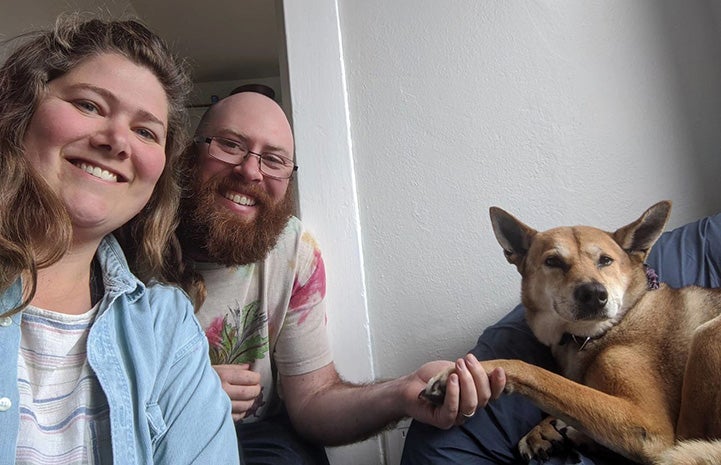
[
  {"x1": 563, "y1": 424, "x2": 596, "y2": 452},
  {"x1": 418, "y1": 366, "x2": 456, "y2": 405},
  {"x1": 518, "y1": 417, "x2": 570, "y2": 462}
]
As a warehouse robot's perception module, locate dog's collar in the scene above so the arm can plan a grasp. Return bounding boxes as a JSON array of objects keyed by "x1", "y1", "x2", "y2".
[
  {"x1": 645, "y1": 264, "x2": 659, "y2": 290},
  {"x1": 558, "y1": 332, "x2": 599, "y2": 351}
]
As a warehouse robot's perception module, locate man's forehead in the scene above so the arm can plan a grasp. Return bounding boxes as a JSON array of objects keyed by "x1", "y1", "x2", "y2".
[
  {"x1": 199, "y1": 94, "x2": 294, "y2": 151},
  {"x1": 215, "y1": 92, "x2": 285, "y2": 118}
]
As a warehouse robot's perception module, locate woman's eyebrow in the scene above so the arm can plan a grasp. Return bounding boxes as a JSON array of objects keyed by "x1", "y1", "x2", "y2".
[{"x1": 70, "y1": 83, "x2": 167, "y2": 130}]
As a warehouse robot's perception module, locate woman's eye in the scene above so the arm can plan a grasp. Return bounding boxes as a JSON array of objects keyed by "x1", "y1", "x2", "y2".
[
  {"x1": 74, "y1": 100, "x2": 99, "y2": 113},
  {"x1": 135, "y1": 127, "x2": 158, "y2": 142}
]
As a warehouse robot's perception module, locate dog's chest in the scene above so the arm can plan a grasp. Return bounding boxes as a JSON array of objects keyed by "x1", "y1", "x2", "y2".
[{"x1": 552, "y1": 343, "x2": 596, "y2": 382}]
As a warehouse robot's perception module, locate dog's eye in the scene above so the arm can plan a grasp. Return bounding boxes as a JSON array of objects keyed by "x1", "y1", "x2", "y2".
[
  {"x1": 544, "y1": 256, "x2": 564, "y2": 268},
  {"x1": 598, "y1": 255, "x2": 614, "y2": 267}
]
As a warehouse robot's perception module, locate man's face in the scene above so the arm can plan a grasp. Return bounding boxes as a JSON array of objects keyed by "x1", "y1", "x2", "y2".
[
  {"x1": 196, "y1": 92, "x2": 294, "y2": 219},
  {"x1": 183, "y1": 92, "x2": 295, "y2": 265}
]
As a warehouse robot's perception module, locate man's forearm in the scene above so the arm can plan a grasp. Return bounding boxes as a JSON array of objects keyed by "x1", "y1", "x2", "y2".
[{"x1": 288, "y1": 376, "x2": 412, "y2": 446}]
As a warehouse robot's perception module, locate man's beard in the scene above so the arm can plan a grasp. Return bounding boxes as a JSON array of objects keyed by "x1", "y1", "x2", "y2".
[{"x1": 179, "y1": 175, "x2": 294, "y2": 266}]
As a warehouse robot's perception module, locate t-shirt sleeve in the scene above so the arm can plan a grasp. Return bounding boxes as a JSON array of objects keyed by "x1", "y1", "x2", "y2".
[{"x1": 273, "y1": 231, "x2": 333, "y2": 376}]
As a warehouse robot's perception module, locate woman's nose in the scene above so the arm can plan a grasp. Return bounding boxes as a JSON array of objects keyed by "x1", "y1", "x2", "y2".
[{"x1": 90, "y1": 121, "x2": 131, "y2": 159}]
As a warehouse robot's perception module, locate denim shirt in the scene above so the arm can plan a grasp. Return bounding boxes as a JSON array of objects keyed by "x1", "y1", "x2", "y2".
[{"x1": 0, "y1": 235, "x2": 240, "y2": 464}]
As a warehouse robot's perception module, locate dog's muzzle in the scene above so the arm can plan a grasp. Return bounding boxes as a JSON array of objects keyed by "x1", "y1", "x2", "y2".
[{"x1": 574, "y1": 282, "x2": 608, "y2": 319}]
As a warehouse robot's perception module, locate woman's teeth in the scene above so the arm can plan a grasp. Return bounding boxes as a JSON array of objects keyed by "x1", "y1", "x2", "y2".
[{"x1": 76, "y1": 162, "x2": 118, "y2": 182}]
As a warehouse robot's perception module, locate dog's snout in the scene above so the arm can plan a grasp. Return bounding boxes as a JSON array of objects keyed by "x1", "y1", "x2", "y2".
[{"x1": 574, "y1": 282, "x2": 608, "y2": 318}]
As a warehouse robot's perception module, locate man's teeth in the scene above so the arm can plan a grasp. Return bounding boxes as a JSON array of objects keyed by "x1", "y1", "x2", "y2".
[
  {"x1": 224, "y1": 192, "x2": 256, "y2": 206},
  {"x1": 77, "y1": 162, "x2": 118, "y2": 182}
]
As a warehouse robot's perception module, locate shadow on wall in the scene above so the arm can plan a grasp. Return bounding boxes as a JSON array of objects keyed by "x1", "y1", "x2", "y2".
[{"x1": 659, "y1": 0, "x2": 721, "y2": 212}]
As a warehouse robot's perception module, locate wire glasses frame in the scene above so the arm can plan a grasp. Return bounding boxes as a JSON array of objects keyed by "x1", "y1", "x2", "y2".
[{"x1": 194, "y1": 136, "x2": 298, "y2": 180}]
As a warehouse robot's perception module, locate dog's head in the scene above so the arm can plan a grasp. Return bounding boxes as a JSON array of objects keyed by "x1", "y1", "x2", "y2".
[{"x1": 489, "y1": 201, "x2": 671, "y2": 345}]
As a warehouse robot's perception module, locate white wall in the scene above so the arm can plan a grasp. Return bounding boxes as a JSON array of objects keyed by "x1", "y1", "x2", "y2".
[
  {"x1": 284, "y1": 1, "x2": 721, "y2": 464},
  {"x1": 281, "y1": 1, "x2": 379, "y2": 463},
  {"x1": 342, "y1": 0, "x2": 721, "y2": 374},
  {"x1": 0, "y1": 0, "x2": 135, "y2": 64}
]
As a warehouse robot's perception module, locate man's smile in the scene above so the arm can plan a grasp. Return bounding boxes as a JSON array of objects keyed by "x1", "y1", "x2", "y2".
[{"x1": 223, "y1": 190, "x2": 257, "y2": 206}]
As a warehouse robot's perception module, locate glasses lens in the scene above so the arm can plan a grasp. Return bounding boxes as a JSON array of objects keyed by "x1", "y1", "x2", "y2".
[
  {"x1": 259, "y1": 154, "x2": 294, "y2": 178},
  {"x1": 209, "y1": 137, "x2": 244, "y2": 164}
]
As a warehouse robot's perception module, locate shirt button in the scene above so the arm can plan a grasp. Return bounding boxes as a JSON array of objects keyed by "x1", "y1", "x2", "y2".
[
  {"x1": 0, "y1": 316, "x2": 11, "y2": 327},
  {"x1": 0, "y1": 397, "x2": 11, "y2": 412}
]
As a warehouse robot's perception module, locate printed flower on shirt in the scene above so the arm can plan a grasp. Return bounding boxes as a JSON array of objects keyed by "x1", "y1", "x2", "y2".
[
  {"x1": 206, "y1": 300, "x2": 269, "y2": 365},
  {"x1": 205, "y1": 317, "x2": 224, "y2": 348},
  {"x1": 289, "y1": 248, "x2": 326, "y2": 325}
]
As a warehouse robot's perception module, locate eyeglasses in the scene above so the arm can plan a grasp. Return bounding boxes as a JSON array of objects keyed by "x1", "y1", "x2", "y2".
[{"x1": 194, "y1": 136, "x2": 298, "y2": 180}]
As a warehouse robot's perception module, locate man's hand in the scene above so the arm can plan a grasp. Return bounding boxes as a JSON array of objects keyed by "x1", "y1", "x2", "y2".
[
  {"x1": 213, "y1": 364, "x2": 262, "y2": 421},
  {"x1": 408, "y1": 354, "x2": 506, "y2": 429},
  {"x1": 278, "y1": 356, "x2": 506, "y2": 445}
]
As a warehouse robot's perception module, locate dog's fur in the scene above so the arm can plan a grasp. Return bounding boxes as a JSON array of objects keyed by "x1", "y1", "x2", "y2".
[{"x1": 423, "y1": 201, "x2": 721, "y2": 464}]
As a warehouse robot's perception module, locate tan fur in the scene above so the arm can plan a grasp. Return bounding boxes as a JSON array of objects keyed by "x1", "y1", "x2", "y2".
[{"x1": 482, "y1": 201, "x2": 721, "y2": 464}]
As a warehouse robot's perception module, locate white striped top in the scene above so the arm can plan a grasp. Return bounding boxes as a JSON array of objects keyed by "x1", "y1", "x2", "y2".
[{"x1": 16, "y1": 304, "x2": 112, "y2": 464}]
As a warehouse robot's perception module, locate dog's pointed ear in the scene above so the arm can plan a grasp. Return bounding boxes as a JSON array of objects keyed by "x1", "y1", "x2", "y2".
[
  {"x1": 489, "y1": 207, "x2": 537, "y2": 269},
  {"x1": 613, "y1": 201, "x2": 671, "y2": 258}
]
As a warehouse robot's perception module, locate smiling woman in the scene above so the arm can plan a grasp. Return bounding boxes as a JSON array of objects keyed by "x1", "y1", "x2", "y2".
[
  {"x1": 23, "y1": 53, "x2": 169, "y2": 253},
  {"x1": 0, "y1": 14, "x2": 240, "y2": 464}
]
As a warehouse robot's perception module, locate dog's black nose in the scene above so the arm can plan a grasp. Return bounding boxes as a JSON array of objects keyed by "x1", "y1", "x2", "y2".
[{"x1": 574, "y1": 282, "x2": 608, "y2": 318}]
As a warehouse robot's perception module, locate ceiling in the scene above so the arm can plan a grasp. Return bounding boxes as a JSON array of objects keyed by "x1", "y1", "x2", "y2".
[{"x1": 0, "y1": 0, "x2": 282, "y2": 83}]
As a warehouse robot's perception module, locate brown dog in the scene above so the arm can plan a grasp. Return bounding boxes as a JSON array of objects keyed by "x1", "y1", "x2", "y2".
[{"x1": 422, "y1": 201, "x2": 721, "y2": 464}]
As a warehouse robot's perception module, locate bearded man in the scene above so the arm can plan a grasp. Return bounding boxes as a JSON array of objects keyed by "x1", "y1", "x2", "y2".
[{"x1": 177, "y1": 90, "x2": 506, "y2": 465}]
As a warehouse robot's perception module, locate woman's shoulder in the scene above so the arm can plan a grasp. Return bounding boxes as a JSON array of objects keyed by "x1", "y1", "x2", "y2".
[
  {"x1": 135, "y1": 282, "x2": 206, "y2": 357},
  {"x1": 143, "y1": 282, "x2": 197, "y2": 323}
]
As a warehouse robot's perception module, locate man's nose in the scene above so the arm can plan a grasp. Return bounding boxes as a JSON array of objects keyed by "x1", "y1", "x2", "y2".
[{"x1": 232, "y1": 151, "x2": 263, "y2": 181}]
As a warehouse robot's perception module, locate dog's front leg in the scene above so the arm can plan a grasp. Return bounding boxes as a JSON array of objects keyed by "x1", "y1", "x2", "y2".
[{"x1": 480, "y1": 358, "x2": 675, "y2": 464}]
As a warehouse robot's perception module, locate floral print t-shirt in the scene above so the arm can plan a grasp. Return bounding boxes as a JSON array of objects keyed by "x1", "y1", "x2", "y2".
[{"x1": 192, "y1": 216, "x2": 332, "y2": 422}]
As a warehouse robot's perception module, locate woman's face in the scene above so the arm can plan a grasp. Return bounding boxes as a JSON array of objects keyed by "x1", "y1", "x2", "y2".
[{"x1": 23, "y1": 52, "x2": 169, "y2": 243}]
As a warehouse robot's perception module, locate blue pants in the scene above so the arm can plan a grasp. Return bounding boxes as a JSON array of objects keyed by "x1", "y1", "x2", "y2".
[{"x1": 236, "y1": 410, "x2": 330, "y2": 465}]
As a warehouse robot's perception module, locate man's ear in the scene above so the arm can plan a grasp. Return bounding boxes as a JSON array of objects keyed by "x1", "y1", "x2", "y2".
[
  {"x1": 613, "y1": 201, "x2": 672, "y2": 260},
  {"x1": 489, "y1": 207, "x2": 537, "y2": 271}
]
